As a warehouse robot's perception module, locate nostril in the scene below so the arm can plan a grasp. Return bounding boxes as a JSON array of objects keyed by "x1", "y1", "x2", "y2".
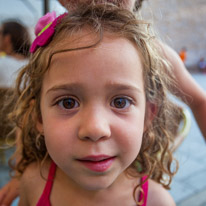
[
  {"x1": 78, "y1": 110, "x2": 111, "y2": 141},
  {"x1": 78, "y1": 123, "x2": 111, "y2": 141}
]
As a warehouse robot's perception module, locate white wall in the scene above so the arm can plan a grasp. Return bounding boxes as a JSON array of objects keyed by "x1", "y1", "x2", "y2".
[{"x1": 140, "y1": 0, "x2": 206, "y2": 68}]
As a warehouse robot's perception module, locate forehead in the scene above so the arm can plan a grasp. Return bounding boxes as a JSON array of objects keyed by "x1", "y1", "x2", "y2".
[
  {"x1": 49, "y1": 30, "x2": 143, "y2": 74},
  {"x1": 50, "y1": 28, "x2": 141, "y2": 60},
  {"x1": 42, "y1": 32, "x2": 144, "y2": 93}
]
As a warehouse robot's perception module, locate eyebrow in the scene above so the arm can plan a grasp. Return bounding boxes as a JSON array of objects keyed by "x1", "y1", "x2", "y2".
[
  {"x1": 105, "y1": 82, "x2": 142, "y2": 93},
  {"x1": 46, "y1": 83, "x2": 84, "y2": 95},
  {"x1": 46, "y1": 82, "x2": 142, "y2": 95}
]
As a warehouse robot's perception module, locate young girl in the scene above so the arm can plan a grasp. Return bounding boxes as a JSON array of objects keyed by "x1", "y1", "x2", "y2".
[
  {"x1": 1, "y1": 0, "x2": 206, "y2": 205},
  {"x1": 7, "y1": 2, "x2": 181, "y2": 206}
]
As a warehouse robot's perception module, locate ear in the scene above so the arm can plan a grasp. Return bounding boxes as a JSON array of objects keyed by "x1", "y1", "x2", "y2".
[{"x1": 144, "y1": 101, "x2": 158, "y2": 132}]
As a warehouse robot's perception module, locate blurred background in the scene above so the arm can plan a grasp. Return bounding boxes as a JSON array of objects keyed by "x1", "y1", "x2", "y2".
[
  {"x1": 0, "y1": 1, "x2": 206, "y2": 206},
  {"x1": 0, "y1": 0, "x2": 205, "y2": 69},
  {"x1": 0, "y1": 0, "x2": 66, "y2": 41},
  {"x1": 141, "y1": 0, "x2": 206, "y2": 70}
]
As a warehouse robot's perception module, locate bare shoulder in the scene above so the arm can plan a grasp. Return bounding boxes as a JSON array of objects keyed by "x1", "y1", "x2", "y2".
[
  {"x1": 20, "y1": 161, "x2": 44, "y2": 189},
  {"x1": 19, "y1": 161, "x2": 50, "y2": 206},
  {"x1": 147, "y1": 179, "x2": 176, "y2": 206}
]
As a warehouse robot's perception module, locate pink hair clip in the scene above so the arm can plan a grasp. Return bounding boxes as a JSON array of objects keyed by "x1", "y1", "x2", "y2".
[{"x1": 30, "y1": 11, "x2": 67, "y2": 53}]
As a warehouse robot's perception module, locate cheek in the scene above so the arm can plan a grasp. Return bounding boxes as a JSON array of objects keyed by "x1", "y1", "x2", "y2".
[
  {"x1": 43, "y1": 119, "x2": 76, "y2": 157},
  {"x1": 114, "y1": 114, "x2": 145, "y2": 157},
  {"x1": 114, "y1": 124, "x2": 143, "y2": 171},
  {"x1": 121, "y1": 126, "x2": 143, "y2": 154}
]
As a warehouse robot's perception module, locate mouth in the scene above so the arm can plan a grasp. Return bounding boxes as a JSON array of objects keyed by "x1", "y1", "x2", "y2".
[{"x1": 77, "y1": 155, "x2": 116, "y2": 172}]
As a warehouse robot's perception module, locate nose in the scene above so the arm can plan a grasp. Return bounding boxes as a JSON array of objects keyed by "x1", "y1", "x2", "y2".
[{"x1": 78, "y1": 106, "x2": 111, "y2": 142}]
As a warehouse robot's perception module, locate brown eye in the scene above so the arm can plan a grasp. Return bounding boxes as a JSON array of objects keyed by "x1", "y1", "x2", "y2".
[
  {"x1": 58, "y1": 98, "x2": 79, "y2": 109},
  {"x1": 112, "y1": 98, "x2": 131, "y2": 109}
]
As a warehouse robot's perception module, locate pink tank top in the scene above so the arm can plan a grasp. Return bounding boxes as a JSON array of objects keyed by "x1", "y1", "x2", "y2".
[
  {"x1": 36, "y1": 162, "x2": 148, "y2": 206},
  {"x1": 139, "y1": 176, "x2": 149, "y2": 206},
  {"x1": 36, "y1": 161, "x2": 56, "y2": 206}
]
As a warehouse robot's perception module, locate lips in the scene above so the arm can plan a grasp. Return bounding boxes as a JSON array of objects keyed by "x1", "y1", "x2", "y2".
[{"x1": 77, "y1": 155, "x2": 115, "y2": 172}]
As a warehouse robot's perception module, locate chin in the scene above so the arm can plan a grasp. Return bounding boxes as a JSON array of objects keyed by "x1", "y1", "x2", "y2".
[{"x1": 75, "y1": 175, "x2": 116, "y2": 191}]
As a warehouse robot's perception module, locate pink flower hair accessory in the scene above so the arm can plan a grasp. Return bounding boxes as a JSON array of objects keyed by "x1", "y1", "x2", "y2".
[{"x1": 30, "y1": 11, "x2": 67, "y2": 53}]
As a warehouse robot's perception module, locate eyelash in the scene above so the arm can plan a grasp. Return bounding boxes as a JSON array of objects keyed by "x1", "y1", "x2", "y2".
[{"x1": 54, "y1": 96, "x2": 134, "y2": 110}]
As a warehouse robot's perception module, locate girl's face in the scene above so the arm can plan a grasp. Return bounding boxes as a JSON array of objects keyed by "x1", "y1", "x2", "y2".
[{"x1": 38, "y1": 32, "x2": 147, "y2": 191}]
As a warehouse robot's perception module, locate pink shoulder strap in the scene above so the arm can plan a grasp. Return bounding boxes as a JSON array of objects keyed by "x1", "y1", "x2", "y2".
[
  {"x1": 139, "y1": 176, "x2": 149, "y2": 206},
  {"x1": 36, "y1": 161, "x2": 57, "y2": 206}
]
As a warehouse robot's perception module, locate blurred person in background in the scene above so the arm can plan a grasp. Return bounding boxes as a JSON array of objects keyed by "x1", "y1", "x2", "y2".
[
  {"x1": 178, "y1": 47, "x2": 187, "y2": 64},
  {"x1": 0, "y1": 20, "x2": 31, "y2": 87},
  {"x1": 198, "y1": 58, "x2": 206, "y2": 73}
]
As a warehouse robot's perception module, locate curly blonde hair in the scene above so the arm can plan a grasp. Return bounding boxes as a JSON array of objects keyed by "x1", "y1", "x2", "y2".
[{"x1": 9, "y1": 2, "x2": 179, "y2": 199}]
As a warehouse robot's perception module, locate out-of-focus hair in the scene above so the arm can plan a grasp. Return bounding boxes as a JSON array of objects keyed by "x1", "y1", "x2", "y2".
[{"x1": 134, "y1": 0, "x2": 145, "y2": 11}]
